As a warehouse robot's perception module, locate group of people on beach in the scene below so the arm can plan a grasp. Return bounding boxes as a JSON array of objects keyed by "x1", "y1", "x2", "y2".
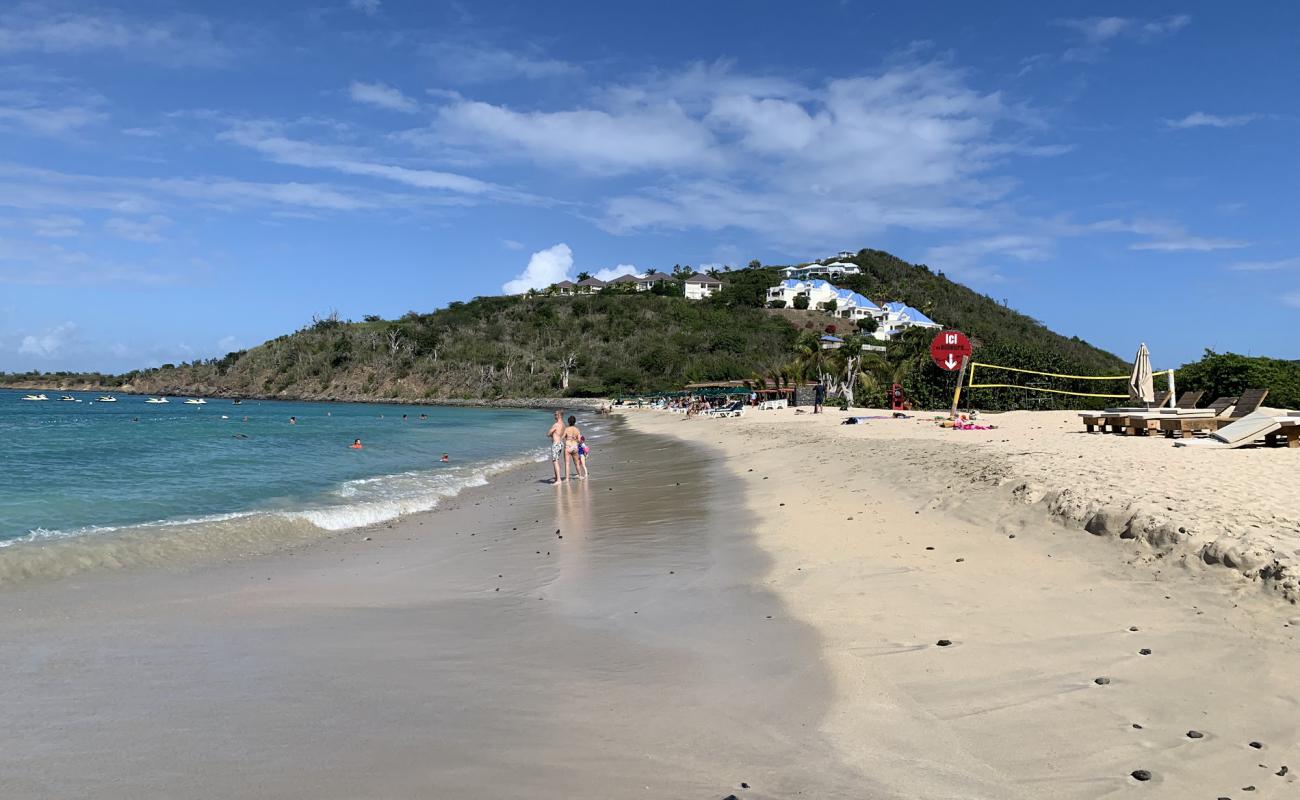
[{"x1": 547, "y1": 410, "x2": 589, "y2": 484}]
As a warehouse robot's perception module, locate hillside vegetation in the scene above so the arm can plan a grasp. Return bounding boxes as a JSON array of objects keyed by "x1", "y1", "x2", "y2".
[{"x1": 3, "y1": 247, "x2": 1140, "y2": 408}]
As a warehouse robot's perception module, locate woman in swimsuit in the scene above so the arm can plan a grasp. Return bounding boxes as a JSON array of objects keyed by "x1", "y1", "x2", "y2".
[{"x1": 562, "y1": 415, "x2": 587, "y2": 481}]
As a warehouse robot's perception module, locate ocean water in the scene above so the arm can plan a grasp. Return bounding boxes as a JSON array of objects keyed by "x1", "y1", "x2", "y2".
[{"x1": 0, "y1": 390, "x2": 556, "y2": 574}]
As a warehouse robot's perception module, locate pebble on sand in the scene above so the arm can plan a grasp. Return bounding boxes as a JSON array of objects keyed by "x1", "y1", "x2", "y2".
[
  {"x1": 1187, "y1": 730, "x2": 1204, "y2": 739},
  {"x1": 1131, "y1": 770, "x2": 1152, "y2": 781},
  {"x1": 1139, "y1": 648, "x2": 1152, "y2": 655},
  {"x1": 1129, "y1": 626, "x2": 1139, "y2": 632},
  {"x1": 936, "y1": 639, "x2": 953, "y2": 647},
  {"x1": 1249, "y1": 741, "x2": 1264, "y2": 749},
  {"x1": 1277, "y1": 765, "x2": 1289, "y2": 776},
  {"x1": 1094, "y1": 677, "x2": 1111, "y2": 685}
]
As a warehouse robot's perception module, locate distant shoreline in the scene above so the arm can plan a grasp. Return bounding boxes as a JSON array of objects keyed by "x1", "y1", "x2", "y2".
[{"x1": 0, "y1": 384, "x2": 606, "y2": 411}]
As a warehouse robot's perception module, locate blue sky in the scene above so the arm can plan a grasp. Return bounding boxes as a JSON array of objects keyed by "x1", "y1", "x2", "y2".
[{"x1": 1, "y1": 0, "x2": 1296, "y2": 372}]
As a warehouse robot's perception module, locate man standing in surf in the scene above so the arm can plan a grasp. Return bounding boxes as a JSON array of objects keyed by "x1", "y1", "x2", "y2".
[{"x1": 547, "y1": 410, "x2": 565, "y2": 484}]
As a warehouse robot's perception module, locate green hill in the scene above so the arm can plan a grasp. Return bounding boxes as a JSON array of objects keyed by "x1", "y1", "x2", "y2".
[{"x1": 2, "y1": 248, "x2": 1131, "y2": 408}]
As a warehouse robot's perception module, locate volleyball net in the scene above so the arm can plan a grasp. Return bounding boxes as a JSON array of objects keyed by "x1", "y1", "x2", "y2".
[{"x1": 964, "y1": 362, "x2": 1175, "y2": 400}]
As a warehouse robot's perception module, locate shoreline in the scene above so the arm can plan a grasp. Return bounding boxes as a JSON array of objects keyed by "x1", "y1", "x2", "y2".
[
  {"x1": 620, "y1": 406, "x2": 1300, "y2": 797},
  {"x1": 0, "y1": 384, "x2": 608, "y2": 410},
  {"x1": 0, "y1": 417, "x2": 872, "y2": 798}
]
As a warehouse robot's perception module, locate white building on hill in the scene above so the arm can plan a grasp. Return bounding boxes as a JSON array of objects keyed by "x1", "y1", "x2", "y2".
[
  {"x1": 875, "y1": 302, "x2": 941, "y2": 339},
  {"x1": 777, "y1": 262, "x2": 861, "y2": 281},
  {"x1": 766, "y1": 280, "x2": 943, "y2": 339},
  {"x1": 683, "y1": 272, "x2": 725, "y2": 300}
]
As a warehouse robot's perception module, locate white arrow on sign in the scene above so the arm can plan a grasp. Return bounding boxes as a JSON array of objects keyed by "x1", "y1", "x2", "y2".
[{"x1": 944, "y1": 354, "x2": 958, "y2": 370}]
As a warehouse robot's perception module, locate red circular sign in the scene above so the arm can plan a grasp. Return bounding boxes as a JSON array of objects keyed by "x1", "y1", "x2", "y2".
[{"x1": 930, "y1": 330, "x2": 972, "y2": 371}]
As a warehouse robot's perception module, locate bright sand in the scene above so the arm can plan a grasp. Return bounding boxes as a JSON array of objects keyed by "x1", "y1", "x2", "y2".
[
  {"x1": 623, "y1": 406, "x2": 1299, "y2": 798},
  {"x1": 1, "y1": 407, "x2": 1297, "y2": 798}
]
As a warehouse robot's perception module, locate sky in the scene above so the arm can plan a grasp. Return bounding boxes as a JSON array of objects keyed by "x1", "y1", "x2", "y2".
[{"x1": 0, "y1": 0, "x2": 1297, "y2": 373}]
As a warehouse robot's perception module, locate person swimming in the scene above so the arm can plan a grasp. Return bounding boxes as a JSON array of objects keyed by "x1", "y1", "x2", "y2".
[
  {"x1": 440, "y1": 453, "x2": 449, "y2": 462},
  {"x1": 289, "y1": 416, "x2": 297, "y2": 425},
  {"x1": 350, "y1": 439, "x2": 363, "y2": 449}
]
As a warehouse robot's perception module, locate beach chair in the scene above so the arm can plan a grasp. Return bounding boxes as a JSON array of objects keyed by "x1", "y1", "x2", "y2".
[
  {"x1": 1158, "y1": 395, "x2": 1240, "y2": 438},
  {"x1": 1080, "y1": 390, "x2": 1171, "y2": 433},
  {"x1": 1174, "y1": 409, "x2": 1293, "y2": 449},
  {"x1": 1202, "y1": 388, "x2": 1269, "y2": 431},
  {"x1": 1116, "y1": 391, "x2": 1208, "y2": 435},
  {"x1": 1264, "y1": 415, "x2": 1300, "y2": 448}
]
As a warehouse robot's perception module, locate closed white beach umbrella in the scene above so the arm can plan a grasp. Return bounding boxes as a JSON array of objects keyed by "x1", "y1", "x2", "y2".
[{"x1": 1129, "y1": 343, "x2": 1154, "y2": 405}]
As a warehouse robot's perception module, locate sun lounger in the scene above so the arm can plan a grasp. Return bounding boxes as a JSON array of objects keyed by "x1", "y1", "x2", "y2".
[
  {"x1": 1081, "y1": 390, "x2": 1172, "y2": 433},
  {"x1": 1264, "y1": 418, "x2": 1300, "y2": 448},
  {"x1": 1201, "y1": 388, "x2": 1270, "y2": 431},
  {"x1": 1105, "y1": 391, "x2": 1210, "y2": 435},
  {"x1": 1174, "y1": 409, "x2": 1293, "y2": 449},
  {"x1": 1158, "y1": 396, "x2": 1238, "y2": 438}
]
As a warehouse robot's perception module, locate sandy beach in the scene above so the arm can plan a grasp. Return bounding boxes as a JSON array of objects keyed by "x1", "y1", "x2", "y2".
[
  {"x1": 2, "y1": 407, "x2": 1297, "y2": 798},
  {"x1": 622, "y1": 405, "x2": 1299, "y2": 798}
]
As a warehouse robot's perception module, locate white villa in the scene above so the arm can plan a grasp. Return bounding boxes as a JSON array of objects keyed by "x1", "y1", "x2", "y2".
[
  {"x1": 876, "y1": 302, "x2": 941, "y2": 338},
  {"x1": 767, "y1": 280, "x2": 942, "y2": 340},
  {"x1": 777, "y1": 261, "x2": 862, "y2": 281},
  {"x1": 767, "y1": 279, "x2": 839, "y2": 309},
  {"x1": 683, "y1": 272, "x2": 725, "y2": 300}
]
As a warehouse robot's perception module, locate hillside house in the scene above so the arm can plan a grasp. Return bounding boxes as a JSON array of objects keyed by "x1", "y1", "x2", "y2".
[
  {"x1": 683, "y1": 272, "x2": 725, "y2": 300},
  {"x1": 777, "y1": 261, "x2": 862, "y2": 281},
  {"x1": 875, "y1": 302, "x2": 941, "y2": 339},
  {"x1": 552, "y1": 280, "x2": 576, "y2": 296},
  {"x1": 575, "y1": 277, "x2": 607, "y2": 294}
]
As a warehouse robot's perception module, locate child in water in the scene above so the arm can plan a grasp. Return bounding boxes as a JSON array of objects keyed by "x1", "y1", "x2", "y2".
[{"x1": 350, "y1": 439, "x2": 363, "y2": 449}]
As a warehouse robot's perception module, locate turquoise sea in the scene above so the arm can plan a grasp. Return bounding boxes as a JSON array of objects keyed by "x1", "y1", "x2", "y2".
[{"x1": 0, "y1": 390, "x2": 553, "y2": 571}]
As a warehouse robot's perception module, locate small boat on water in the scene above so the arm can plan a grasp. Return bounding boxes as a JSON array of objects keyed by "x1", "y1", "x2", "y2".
[
  {"x1": 145, "y1": 397, "x2": 169, "y2": 404},
  {"x1": 20, "y1": 393, "x2": 49, "y2": 401},
  {"x1": 183, "y1": 398, "x2": 207, "y2": 405},
  {"x1": 96, "y1": 396, "x2": 117, "y2": 402},
  {"x1": 59, "y1": 395, "x2": 76, "y2": 402}
]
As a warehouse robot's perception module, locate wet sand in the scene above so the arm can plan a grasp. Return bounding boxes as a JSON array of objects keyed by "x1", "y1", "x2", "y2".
[
  {"x1": 625, "y1": 408, "x2": 1299, "y2": 799},
  {"x1": 0, "y1": 421, "x2": 869, "y2": 799}
]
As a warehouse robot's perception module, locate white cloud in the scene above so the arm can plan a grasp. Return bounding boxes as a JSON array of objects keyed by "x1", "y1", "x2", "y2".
[
  {"x1": 1057, "y1": 15, "x2": 1190, "y2": 61},
  {"x1": 348, "y1": 80, "x2": 418, "y2": 113},
  {"x1": 1084, "y1": 218, "x2": 1250, "y2": 253},
  {"x1": 502, "y1": 243, "x2": 573, "y2": 294},
  {"x1": 348, "y1": 0, "x2": 381, "y2": 16},
  {"x1": 0, "y1": 103, "x2": 105, "y2": 134},
  {"x1": 0, "y1": 6, "x2": 232, "y2": 67},
  {"x1": 1227, "y1": 257, "x2": 1300, "y2": 272},
  {"x1": 501, "y1": 239, "x2": 524, "y2": 250},
  {"x1": 18, "y1": 322, "x2": 77, "y2": 357},
  {"x1": 924, "y1": 235, "x2": 1053, "y2": 281},
  {"x1": 423, "y1": 41, "x2": 580, "y2": 83},
  {"x1": 0, "y1": 237, "x2": 185, "y2": 286},
  {"x1": 427, "y1": 60, "x2": 1060, "y2": 248},
  {"x1": 219, "y1": 122, "x2": 532, "y2": 201},
  {"x1": 104, "y1": 215, "x2": 170, "y2": 243},
  {"x1": 1128, "y1": 237, "x2": 1249, "y2": 252},
  {"x1": 435, "y1": 99, "x2": 721, "y2": 175},
  {"x1": 1165, "y1": 111, "x2": 1262, "y2": 129},
  {"x1": 30, "y1": 214, "x2": 83, "y2": 238},
  {"x1": 591, "y1": 265, "x2": 639, "y2": 281}
]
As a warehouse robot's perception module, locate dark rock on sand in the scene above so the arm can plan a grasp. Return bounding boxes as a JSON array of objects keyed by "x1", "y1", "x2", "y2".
[
  {"x1": 1187, "y1": 730, "x2": 1204, "y2": 739},
  {"x1": 1129, "y1": 626, "x2": 1139, "y2": 632},
  {"x1": 1131, "y1": 769, "x2": 1152, "y2": 781},
  {"x1": 1250, "y1": 741, "x2": 1264, "y2": 749},
  {"x1": 1094, "y1": 677, "x2": 1111, "y2": 685},
  {"x1": 1139, "y1": 648, "x2": 1152, "y2": 655},
  {"x1": 740, "y1": 782, "x2": 750, "y2": 789},
  {"x1": 1132, "y1": 723, "x2": 1143, "y2": 729},
  {"x1": 1277, "y1": 765, "x2": 1289, "y2": 776},
  {"x1": 936, "y1": 639, "x2": 953, "y2": 647}
]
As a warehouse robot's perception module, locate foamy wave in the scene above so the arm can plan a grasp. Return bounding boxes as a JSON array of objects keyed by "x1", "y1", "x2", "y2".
[{"x1": 0, "y1": 449, "x2": 543, "y2": 585}]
